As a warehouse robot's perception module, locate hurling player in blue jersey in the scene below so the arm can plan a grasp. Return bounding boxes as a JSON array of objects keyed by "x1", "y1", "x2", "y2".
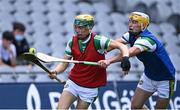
[{"x1": 99, "y1": 12, "x2": 176, "y2": 109}]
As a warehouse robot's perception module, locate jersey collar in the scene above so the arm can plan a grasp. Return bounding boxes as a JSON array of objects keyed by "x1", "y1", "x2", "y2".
[{"x1": 81, "y1": 33, "x2": 91, "y2": 44}]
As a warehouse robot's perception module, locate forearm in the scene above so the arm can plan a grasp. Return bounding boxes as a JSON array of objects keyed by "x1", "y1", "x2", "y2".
[
  {"x1": 107, "y1": 40, "x2": 129, "y2": 64},
  {"x1": 9, "y1": 51, "x2": 16, "y2": 67},
  {"x1": 54, "y1": 62, "x2": 68, "y2": 74},
  {"x1": 118, "y1": 43, "x2": 129, "y2": 57},
  {"x1": 107, "y1": 54, "x2": 122, "y2": 64},
  {"x1": 108, "y1": 42, "x2": 129, "y2": 63},
  {"x1": 8, "y1": 48, "x2": 16, "y2": 67},
  {"x1": 108, "y1": 48, "x2": 138, "y2": 64},
  {"x1": 10, "y1": 56, "x2": 16, "y2": 67}
]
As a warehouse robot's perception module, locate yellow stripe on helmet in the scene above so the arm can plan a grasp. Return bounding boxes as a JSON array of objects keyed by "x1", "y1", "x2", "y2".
[
  {"x1": 75, "y1": 14, "x2": 94, "y2": 21},
  {"x1": 74, "y1": 14, "x2": 94, "y2": 28}
]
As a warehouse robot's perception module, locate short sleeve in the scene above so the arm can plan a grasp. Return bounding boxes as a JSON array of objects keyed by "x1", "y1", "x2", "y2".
[
  {"x1": 134, "y1": 37, "x2": 157, "y2": 52},
  {"x1": 65, "y1": 39, "x2": 73, "y2": 57},
  {"x1": 94, "y1": 35, "x2": 111, "y2": 54},
  {"x1": 11, "y1": 44, "x2": 16, "y2": 57}
]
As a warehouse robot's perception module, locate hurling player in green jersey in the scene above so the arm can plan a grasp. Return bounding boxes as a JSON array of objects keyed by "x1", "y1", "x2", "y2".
[{"x1": 48, "y1": 14, "x2": 131, "y2": 109}]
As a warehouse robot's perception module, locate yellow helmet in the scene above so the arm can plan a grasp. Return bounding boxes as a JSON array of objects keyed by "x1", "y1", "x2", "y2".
[
  {"x1": 74, "y1": 14, "x2": 94, "y2": 28},
  {"x1": 129, "y1": 12, "x2": 150, "y2": 29}
]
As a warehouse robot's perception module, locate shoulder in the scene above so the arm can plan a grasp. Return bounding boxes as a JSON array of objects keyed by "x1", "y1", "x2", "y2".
[
  {"x1": 93, "y1": 34, "x2": 111, "y2": 54},
  {"x1": 136, "y1": 37, "x2": 156, "y2": 45},
  {"x1": 94, "y1": 34, "x2": 107, "y2": 39},
  {"x1": 65, "y1": 38, "x2": 73, "y2": 57},
  {"x1": 94, "y1": 34, "x2": 109, "y2": 40},
  {"x1": 94, "y1": 35, "x2": 111, "y2": 47},
  {"x1": 10, "y1": 43, "x2": 16, "y2": 50}
]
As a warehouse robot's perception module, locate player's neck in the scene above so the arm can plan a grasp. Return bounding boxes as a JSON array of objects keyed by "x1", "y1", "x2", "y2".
[{"x1": 80, "y1": 33, "x2": 91, "y2": 42}]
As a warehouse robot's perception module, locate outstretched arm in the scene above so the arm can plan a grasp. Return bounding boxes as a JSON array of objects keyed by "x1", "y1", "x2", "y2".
[
  {"x1": 100, "y1": 39, "x2": 131, "y2": 74},
  {"x1": 105, "y1": 35, "x2": 156, "y2": 65},
  {"x1": 48, "y1": 55, "x2": 71, "y2": 79},
  {"x1": 53, "y1": 55, "x2": 71, "y2": 73},
  {"x1": 106, "y1": 46, "x2": 141, "y2": 64},
  {"x1": 107, "y1": 39, "x2": 129, "y2": 57}
]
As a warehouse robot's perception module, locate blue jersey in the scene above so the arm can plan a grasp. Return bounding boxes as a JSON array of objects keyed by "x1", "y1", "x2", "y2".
[{"x1": 127, "y1": 29, "x2": 175, "y2": 81}]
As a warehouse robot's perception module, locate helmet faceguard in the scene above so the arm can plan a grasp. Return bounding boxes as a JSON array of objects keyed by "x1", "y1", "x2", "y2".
[{"x1": 129, "y1": 12, "x2": 149, "y2": 31}]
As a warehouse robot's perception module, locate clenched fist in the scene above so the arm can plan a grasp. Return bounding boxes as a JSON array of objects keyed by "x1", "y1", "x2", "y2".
[
  {"x1": 48, "y1": 70, "x2": 58, "y2": 79},
  {"x1": 121, "y1": 57, "x2": 131, "y2": 74}
]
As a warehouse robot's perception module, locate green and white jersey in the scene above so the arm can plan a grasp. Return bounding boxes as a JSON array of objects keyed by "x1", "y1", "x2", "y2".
[
  {"x1": 65, "y1": 34, "x2": 111, "y2": 57},
  {"x1": 122, "y1": 32, "x2": 157, "y2": 52},
  {"x1": 134, "y1": 37, "x2": 157, "y2": 52}
]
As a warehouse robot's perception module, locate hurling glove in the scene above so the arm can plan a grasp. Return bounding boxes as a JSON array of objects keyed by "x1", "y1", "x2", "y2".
[{"x1": 121, "y1": 57, "x2": 131, "y2": 71}]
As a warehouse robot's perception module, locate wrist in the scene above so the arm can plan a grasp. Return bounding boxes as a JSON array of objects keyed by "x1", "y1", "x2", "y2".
[
  {"x1": 121, "y1": 56, "x2": 129, "y2": 61},
  {"x1": 52, "y1": 70, "x2": 58, "y2": 75},
  {"x1": 105, "y1": 59, "x2": 111, "y2": 66},
  {"x1": 55, "y1": 70, "x2": 58, "y2": 75}
]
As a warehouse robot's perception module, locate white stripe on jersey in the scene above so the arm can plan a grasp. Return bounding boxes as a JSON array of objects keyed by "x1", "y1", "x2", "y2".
[
  {"x1": 98, "y1": 35, "x2": 110, "y2": 54},
  {"x1": 134, "y1": 38, "x2": 157, "y2": 52},
  {"x1": 122, "y1": 32, "x2": 130, "y2": 43},
  {"x1": 65, "y1": 39, "x2": 72, "y2": 57}
]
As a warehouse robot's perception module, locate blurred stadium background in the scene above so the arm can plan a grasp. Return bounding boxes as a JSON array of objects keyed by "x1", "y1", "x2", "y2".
[
  {"x1": 0, "y1": 0, "x2": 179, "y2": 109},
  {"x1": 0, "y1": 0, "x2": 179, "y2": 82}
]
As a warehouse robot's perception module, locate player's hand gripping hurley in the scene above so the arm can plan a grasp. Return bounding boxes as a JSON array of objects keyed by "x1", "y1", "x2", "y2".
[
  {"x1": 21, "y1": 48, "x2": 99, "y2": 83},
  {"x1": 21, "y1": 52, "x2": 63, "y2": 83}
]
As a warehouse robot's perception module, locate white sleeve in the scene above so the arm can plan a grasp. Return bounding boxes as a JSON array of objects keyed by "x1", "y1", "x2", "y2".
[
  {"x1": 65, "y1": 39, "x2": 72, "y2": 57},
  {"x1": 10, "y1": 44, "x2": 16, "y2": 58},
  {"x1": 134, "y1": 37, "x2": 157, "y2": 52},
  {"x1": 121, "y1": 32, "x2": 130, "y2": 43},
  {"x1": 100, "y1": 35, "x2": 110, "y2": 50},
  {"x1": 94, "y1": 35, "x2": 111, "y2": 54}
]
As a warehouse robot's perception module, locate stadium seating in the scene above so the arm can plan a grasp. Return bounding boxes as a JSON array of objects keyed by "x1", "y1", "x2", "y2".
[
  {"x1": 78, "y1": 2, "x2": 95, "y2": 15},
  {"x1": 0, "y1": 0, "x2": 179, "y2": 82},
  {"x1": 16, "y1": 74, "x2": 34, "y2": 82},
  {"x1": 34, "y1": 73, "x2": 55, "y2": 82},
  {"x1": 0, "y1": 0, "x2": 15, "y2": 13},
  {"x1": 14, "y1": 0, "x2": 32, "y2": 14},
  {"x1": 0, "y1": 74, "x2": 16, "y2": 83}
]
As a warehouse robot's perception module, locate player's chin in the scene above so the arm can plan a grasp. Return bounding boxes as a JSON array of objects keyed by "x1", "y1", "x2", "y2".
[
  {"x1": 128, "y1": 29, "x2": 133, "y2": 32},
  {"x1": 77, "y1": 36, "x2": 83, "y2": 40}
]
